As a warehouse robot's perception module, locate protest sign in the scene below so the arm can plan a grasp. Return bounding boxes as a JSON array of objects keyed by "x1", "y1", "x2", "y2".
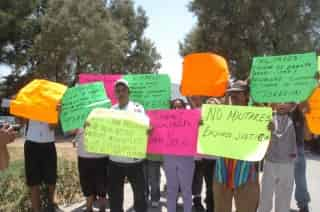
[
  {"x1": 198, "y1": 104, "x2": 272, "y2": 161},
  {"x1": 181, "y1": 53, "x2": 229, "y2": 97},
  {"x1": 147, "y1": 109, "x2": 200, "y2": 156},
  {"x1": 60, "y1": 82, "x2": 110, "y2": 132},
  {"x1": 78, "y1": 73, "x2": 105, "y2": 84},
  {"x1": 79, "y1": 74, "x2": 122, "y2": 105},
  {"x1": 10, "y1": 79, "x2": 67, "y2": 123},
  {"x1": 124, "y1": 74, "x2": 171, "y2": 110},
  {"x1": 306, "y1": 88, "x2": 320, "y2": 134},
  {"x1": 250, "y1": 52, "x2": 317, "y2": 103},
  {"x1": 103, "y1": 75, "x2": 122, "y2": 104},
  {"x1": 85, "y1": 108, "x2": 149, "y2": 158}
]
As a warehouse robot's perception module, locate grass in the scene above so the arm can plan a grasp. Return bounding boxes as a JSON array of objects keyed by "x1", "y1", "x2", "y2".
[{"x1": 0, "y1": 145, "x2": 83, "y2": 211}]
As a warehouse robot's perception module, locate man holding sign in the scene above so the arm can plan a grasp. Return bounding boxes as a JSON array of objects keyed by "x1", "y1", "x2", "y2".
[
  {"x1": 212, "y1": 81, "x2": 260, "y2": 212},
  {"x1": 108, "y1": 79, "x2": 149, "y2": 212}
]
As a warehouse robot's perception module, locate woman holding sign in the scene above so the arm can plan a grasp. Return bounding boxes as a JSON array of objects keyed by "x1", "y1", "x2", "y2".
[{"x1": 163, "y1": 98, "x2": 195, "y2": 212}]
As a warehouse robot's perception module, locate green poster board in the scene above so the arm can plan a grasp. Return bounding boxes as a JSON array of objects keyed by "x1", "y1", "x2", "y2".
[
  {"x1": 60, "y1": 82, "x2": 110, "y2": 132},
  {"x1": 123, "y1": 74, "x2": 171, "y2": 110},
  {"x1": 198, "y1": 104, "x2": 272, "y2": 161},
  {"x1": 250, "y1": 52, "x2": 317, "y2": 103}
]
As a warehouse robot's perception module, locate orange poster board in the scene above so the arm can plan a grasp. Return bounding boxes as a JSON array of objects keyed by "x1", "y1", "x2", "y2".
[
  {"x1": 305, "y1": 87, "x2": 320, "y2": 134},
  {"x1": 180, "y1": 53, "x2": 229, "y2": 97},
  {"x1": 10, "y1": 79, "x2": 67, "y2": 123}
]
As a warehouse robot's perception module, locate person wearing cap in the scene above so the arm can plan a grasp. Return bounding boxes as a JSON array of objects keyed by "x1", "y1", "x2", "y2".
[
  {"x1": 108, "y1": 79, "x2": 148, "y2": 212},
  {"x1": 213, "y1": 80, "x2": 260, "y2": 212}
]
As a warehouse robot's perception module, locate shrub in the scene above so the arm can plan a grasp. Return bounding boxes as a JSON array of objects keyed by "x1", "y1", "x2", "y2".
[{"x1": 0, "y1": 158, "x2": 82, "y2": 211}]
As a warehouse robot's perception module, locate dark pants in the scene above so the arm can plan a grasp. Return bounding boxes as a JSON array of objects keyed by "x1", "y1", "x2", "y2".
[
  {"x1": 109, "y1": 161, "x2": 147, "y2": 212},
  {"x1": 144, "y1": 160, "x2": 161, "y2": 202},
  {"x1": 192, "y1": 159, "x2": 215, "y2": 212},
  {"x1": 203, "y1": 159, "x2": 215, "y2": 212},
  {"x1": 192, "y1": 160, "x2": 204, "y2": 205}
]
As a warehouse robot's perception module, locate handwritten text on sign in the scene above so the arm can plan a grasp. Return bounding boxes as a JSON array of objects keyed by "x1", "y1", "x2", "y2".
[
  {"x1": 85, "y1": 109, "x2": 149, "y2": 158},
  {"x1": 198, "y1": 104, "x2": 272, "y2": 161},
  {"x1": 250, "y1": 52, "x2": 317, "y2": 103},
  {"x1": 123, "y1": 74, "x2": 171, "y2": 110},
  {"x1": 79, "y1": 74, "x2": 122, "y2": 105},
  {"x1": 60, "y1": 82, "x2": 110, "y2": 132},
  {"x1": 147, "y1": 109, "x2": 200, "y2": 156}
]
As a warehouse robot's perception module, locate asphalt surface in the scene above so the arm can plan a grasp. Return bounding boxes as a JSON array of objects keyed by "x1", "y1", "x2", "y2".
[{"x1": 63, "y1": 152, "x2": 320, "y2": 212}]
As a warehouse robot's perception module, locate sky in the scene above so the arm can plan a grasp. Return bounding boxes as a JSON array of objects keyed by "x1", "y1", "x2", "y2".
[
  {"x1": 0, "y1": 0, "x2": 196, "y2": 83},
  {"x1": 134, "y1": 0, "x2": 196, "y2": 83}
]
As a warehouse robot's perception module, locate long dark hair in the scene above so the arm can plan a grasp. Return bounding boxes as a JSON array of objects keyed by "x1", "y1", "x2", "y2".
[{"x1": 170, "y1": 98, "x2": 186, "y2": 109}]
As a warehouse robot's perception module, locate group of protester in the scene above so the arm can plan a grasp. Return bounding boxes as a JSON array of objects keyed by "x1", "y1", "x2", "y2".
[{"x1": 1, "y1": 78, "x2": 312, "y2": 212}]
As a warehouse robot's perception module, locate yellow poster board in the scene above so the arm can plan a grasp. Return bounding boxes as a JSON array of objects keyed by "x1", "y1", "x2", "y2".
[{"x1": 10, "y1": 79, "x2": 67, "y2": 123}]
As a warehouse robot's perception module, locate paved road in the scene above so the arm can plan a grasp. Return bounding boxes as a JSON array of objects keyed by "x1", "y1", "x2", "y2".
[{"x1": 63, "y1": 152, "x2": 320, "y2": 212}]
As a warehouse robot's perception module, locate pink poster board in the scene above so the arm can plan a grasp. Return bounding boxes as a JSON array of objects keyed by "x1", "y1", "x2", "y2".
[{"x1": 147, "y1": 109, "x2": 200, "y2": 156}]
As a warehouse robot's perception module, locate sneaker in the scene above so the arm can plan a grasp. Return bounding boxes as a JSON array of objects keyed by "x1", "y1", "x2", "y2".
[
  {"x1": 151, "y1": 201, "x2": 160, "y2": 208},
  {"x1": 299, "y1": 206, "x2": 310, "y2": 212}
]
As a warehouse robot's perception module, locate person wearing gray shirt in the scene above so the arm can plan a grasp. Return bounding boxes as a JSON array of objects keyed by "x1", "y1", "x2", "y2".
[{"x1": 258, "y1": 103, "x2": 297, "y2": 212}]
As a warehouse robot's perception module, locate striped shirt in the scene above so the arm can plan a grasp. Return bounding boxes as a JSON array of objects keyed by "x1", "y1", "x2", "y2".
[{"x1": 215, "y1": 158, "x2": 258, "y2": 189}]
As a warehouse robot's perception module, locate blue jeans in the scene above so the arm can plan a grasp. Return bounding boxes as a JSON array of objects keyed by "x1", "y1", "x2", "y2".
[{"x1": 294, "y1": 145, "x2": 310, "y2": 208}]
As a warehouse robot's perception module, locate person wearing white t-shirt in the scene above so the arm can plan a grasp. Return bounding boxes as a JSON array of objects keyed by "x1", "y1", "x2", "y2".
[
  {"x1": 23, "y1": 119, "x2": 58, "y2": 212},
  {"x1": 108, "y1": 79, "x2": 149, "y2": 212}
]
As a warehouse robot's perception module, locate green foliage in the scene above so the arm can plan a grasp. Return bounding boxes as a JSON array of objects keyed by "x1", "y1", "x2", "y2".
[
  {"x1": 0, "y1": 158, "x2": 81, "y2": 211},
  {"x1": 30, "y1": 0, "x2": 161, "y2": 84},
  {"x1": 180, "y1": 0, "x2": 320, "y2": 79},
  {"x1": 0, "y1": 0, "x2": 44, "y2": 65},
  {"x1": 0, "y1": 0, "x2": 161, "y2": 98}
]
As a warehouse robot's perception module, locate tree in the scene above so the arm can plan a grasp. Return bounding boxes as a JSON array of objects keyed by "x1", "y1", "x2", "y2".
[
  {"x1": 0, "y1": 0, "x2": 48, "y2": 98},
  {"x1": 30, "y1": 0, "x2": 161, "y2": 85},
  {"x1": 0, "y1": 0, "x2": 47, "y2": 66},
  {"x1": 180, "y1": 0, "x2": 320, "y2": 79}
]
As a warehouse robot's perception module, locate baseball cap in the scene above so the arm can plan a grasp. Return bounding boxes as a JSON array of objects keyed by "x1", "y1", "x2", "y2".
[
  {"x1": 114, "y1": 79, "x2": 129, "y2": 89},
  {"x1": 227, "y1": 80, "x2": 248, "y2": 92}
]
